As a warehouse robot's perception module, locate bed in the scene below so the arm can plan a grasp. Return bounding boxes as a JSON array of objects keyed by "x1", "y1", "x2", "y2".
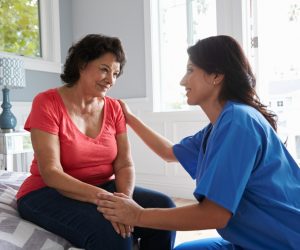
[
  {"x1": 0, "y1": 170, "x2": 141, "y2": 250},
  {"x1": 0, "y1": 170, "x2": 81, "y2": 250}
]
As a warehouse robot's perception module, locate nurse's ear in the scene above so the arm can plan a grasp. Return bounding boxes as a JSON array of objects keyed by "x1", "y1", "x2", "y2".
[{"x1": 212, "y1": 74, "x2": 224, "y2": 86}]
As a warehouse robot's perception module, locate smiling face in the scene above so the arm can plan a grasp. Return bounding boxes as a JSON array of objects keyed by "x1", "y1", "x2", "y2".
[
  {"x1": 180, "y1": 59, "x2": 217, "y2": 106},
  {"x1": 78, "y1": 52, "x2": 120, "y2": 98}
]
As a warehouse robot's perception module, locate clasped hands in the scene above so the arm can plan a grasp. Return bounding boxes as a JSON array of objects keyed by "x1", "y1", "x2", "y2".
[{"x1": 96, "y1": 192, "x2": 143, "y2": 238}]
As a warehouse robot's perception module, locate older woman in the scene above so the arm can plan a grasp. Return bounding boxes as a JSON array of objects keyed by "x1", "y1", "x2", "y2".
[{"x1": 17, "y1": 34, "x2": 175, "y2": 250}]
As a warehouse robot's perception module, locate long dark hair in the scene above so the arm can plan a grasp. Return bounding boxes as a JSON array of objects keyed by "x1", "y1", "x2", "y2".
[
  {"x1": 60, "y1": 34, "x2": 126, "y2": 87},
  {"x1": 187, "y1": 35, "x2": 277, "y2": 131}
]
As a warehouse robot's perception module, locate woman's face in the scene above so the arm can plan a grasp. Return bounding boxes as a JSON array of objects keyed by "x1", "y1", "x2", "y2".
[
  {"x1": 78, "y1": 52, "x2": 120, "y2": 98},
  {"x1": 180, "y1": 59, "x2": 216, "y2": 106}
]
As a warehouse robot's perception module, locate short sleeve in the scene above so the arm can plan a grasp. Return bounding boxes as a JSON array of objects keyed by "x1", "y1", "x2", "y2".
[
  {"x1": 24, "y1": 92, "x2": 60, "y2": 135},
  {"x1": 110, "y1": 98, "x2": 127, "y2": 134},
  {"x1": 173, "y1": 129, "x2": 205, "y2": 179},
  {"x1": 194, "y1": 120, "x2": 262, "y2": 213}
]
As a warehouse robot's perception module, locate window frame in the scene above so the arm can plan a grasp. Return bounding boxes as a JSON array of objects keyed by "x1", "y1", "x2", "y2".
[{"x1": 0, "y1": 0, "x2": 61, "y2": 73}]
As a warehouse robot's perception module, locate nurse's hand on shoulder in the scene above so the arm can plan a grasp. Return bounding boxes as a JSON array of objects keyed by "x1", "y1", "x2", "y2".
[
  {"x1": 97, "y1": 192, "x2": 143, "y2": 226},
  {"x1": 118, "y1": 99, "x2": 134, "y2": 125}
]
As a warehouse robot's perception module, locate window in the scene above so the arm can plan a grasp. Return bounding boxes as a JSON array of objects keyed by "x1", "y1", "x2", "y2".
[
  {"x1": 0, "y1": 0, "x2": 61, "y2": 73},
  {"x1": 148, "y1": 0, "x2": 217, "y2": 111},
  {"x1": 146, "y1": 0, "x2": 300, "y2": 163},
  {"x1": 250, "y1": 0, "x2": 300, "y2": 163},
  {"x1": 0, "y1": 0, "x2": 41, "y2": 57},
  {"x1": 277, "y1": 101, "x2": 284, "y2": 107}
]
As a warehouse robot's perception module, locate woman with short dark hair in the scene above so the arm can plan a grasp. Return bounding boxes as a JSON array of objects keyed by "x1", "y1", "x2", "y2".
[{"x1": 17, "y1": 34, "x2": 175, "y2": 250}]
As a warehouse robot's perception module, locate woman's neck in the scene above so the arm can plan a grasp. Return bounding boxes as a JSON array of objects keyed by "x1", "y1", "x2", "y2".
[
  {"x1": 58, "y1": 86, "x2": 104, "y2": 114},
  {"x1": 200, "y1": 100, "x2": 226, "y2": 125}
]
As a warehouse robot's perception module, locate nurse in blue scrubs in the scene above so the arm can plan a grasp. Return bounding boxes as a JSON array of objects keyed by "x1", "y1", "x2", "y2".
[{"x1": 98, "y1": 35, "x2": 300, "y2": 249}]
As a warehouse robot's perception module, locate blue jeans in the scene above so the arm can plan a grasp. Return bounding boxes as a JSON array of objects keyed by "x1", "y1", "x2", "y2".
[
  {"x1": 174, "y1": 237, "x2": 234, "y2": 250},
  {"x1": 17, "y1": 181, "x2": 175, "y2": 250}
]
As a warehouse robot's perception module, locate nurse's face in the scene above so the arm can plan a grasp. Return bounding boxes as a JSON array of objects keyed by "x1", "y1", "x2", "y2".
[{"x1": 180, "y1": 59, "x2": 216, "y2": 106}]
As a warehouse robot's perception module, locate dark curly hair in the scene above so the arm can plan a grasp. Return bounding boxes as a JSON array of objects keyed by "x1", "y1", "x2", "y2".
[
  {"x1": 60, "y1": 34, "x2": 126, "y2": 87},
  {"x1": 187, "y1": 35, "x2": 277, "y2": 131}
]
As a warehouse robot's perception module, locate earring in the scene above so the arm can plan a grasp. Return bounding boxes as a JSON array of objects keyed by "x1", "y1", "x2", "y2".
[{"x1": 213, "y1": 80, "x2": 216, "y2": 85}]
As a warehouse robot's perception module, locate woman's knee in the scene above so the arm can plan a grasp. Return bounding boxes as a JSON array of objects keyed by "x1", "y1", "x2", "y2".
[
  {"x1": 133, "y1": 187, "x2": 176, "y2": 209},
  {"x1": 155, "y1": 192, "x2": 176, "y2": 208}
]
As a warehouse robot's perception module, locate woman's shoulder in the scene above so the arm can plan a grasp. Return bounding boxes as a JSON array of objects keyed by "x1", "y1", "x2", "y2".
[
  {"x1": 219, "y1": 101, "x2": 269, "y2": 132},
  {"x1": 32, "y1": 88, "x2": 63, "y2": 114},
  {"x1": 104, "y1": 96, "x2": 119, "y2": 105},
  {"x1": 222, "y1": 101, "x2": 260, "y2": 119},
  {"x1": 104, "y1": 96, "x2": 122, "y2": 110},
  {"x1": 224, "y1": 101, "x2": 251, "y2": 112},
  {"x1": 33, "y1": 88, "x2": 59, "y2": 102}
]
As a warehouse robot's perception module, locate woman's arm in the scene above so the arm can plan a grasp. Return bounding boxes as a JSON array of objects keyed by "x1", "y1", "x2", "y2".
[
  {"x1": 113, "y1": 133, "x2": 135, "y2": 197},
  {"x1": 31, "y1": 128, "x2": 110, "y2": 205},
  {"x1": 98, "y1": 193, "x2": 232, "y2": 231},
  {"x1": 119, "y1": 100, "x2": 177, "y2": 162}
]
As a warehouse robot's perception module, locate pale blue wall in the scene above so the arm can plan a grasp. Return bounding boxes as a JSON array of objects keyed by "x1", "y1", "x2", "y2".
[{"x1": 67, "y1": 0, "x2": 146, "y2": 99}]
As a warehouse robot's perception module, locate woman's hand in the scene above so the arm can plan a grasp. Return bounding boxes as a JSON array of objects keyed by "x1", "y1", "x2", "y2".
[
  {"x1": 97, "y1": 192, "x2": 143, "y2": 226},
  {"x1": 111, "y1": 222, "x2": 133, "y2": 239}
]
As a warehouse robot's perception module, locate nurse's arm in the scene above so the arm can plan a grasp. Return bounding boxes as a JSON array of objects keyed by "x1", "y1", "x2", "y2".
[
  {"x1": 118, "y1": 100, "x2": 177, "y2": 162},
  {"x1": 139, "y1": 198, "x2": 232, "y2": 230},
  {"x1": 99, "y1": 194, "x2": 232, "y2": 230}
]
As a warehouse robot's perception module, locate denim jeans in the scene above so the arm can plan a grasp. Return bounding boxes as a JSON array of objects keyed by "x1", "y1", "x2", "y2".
[{"x1": 17, "y1": 181, "x2": 176, "y2": 250}]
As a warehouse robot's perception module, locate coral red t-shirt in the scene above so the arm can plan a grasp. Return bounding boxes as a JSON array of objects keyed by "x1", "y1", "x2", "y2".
[{"x1": 17, "y1": 88, "x2": 126, "y2": 199}]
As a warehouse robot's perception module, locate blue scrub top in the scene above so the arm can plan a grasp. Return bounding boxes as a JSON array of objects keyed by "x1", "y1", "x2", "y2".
[{"x1": 173, "y1": 101, "x2": 300, "y2": 249}]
